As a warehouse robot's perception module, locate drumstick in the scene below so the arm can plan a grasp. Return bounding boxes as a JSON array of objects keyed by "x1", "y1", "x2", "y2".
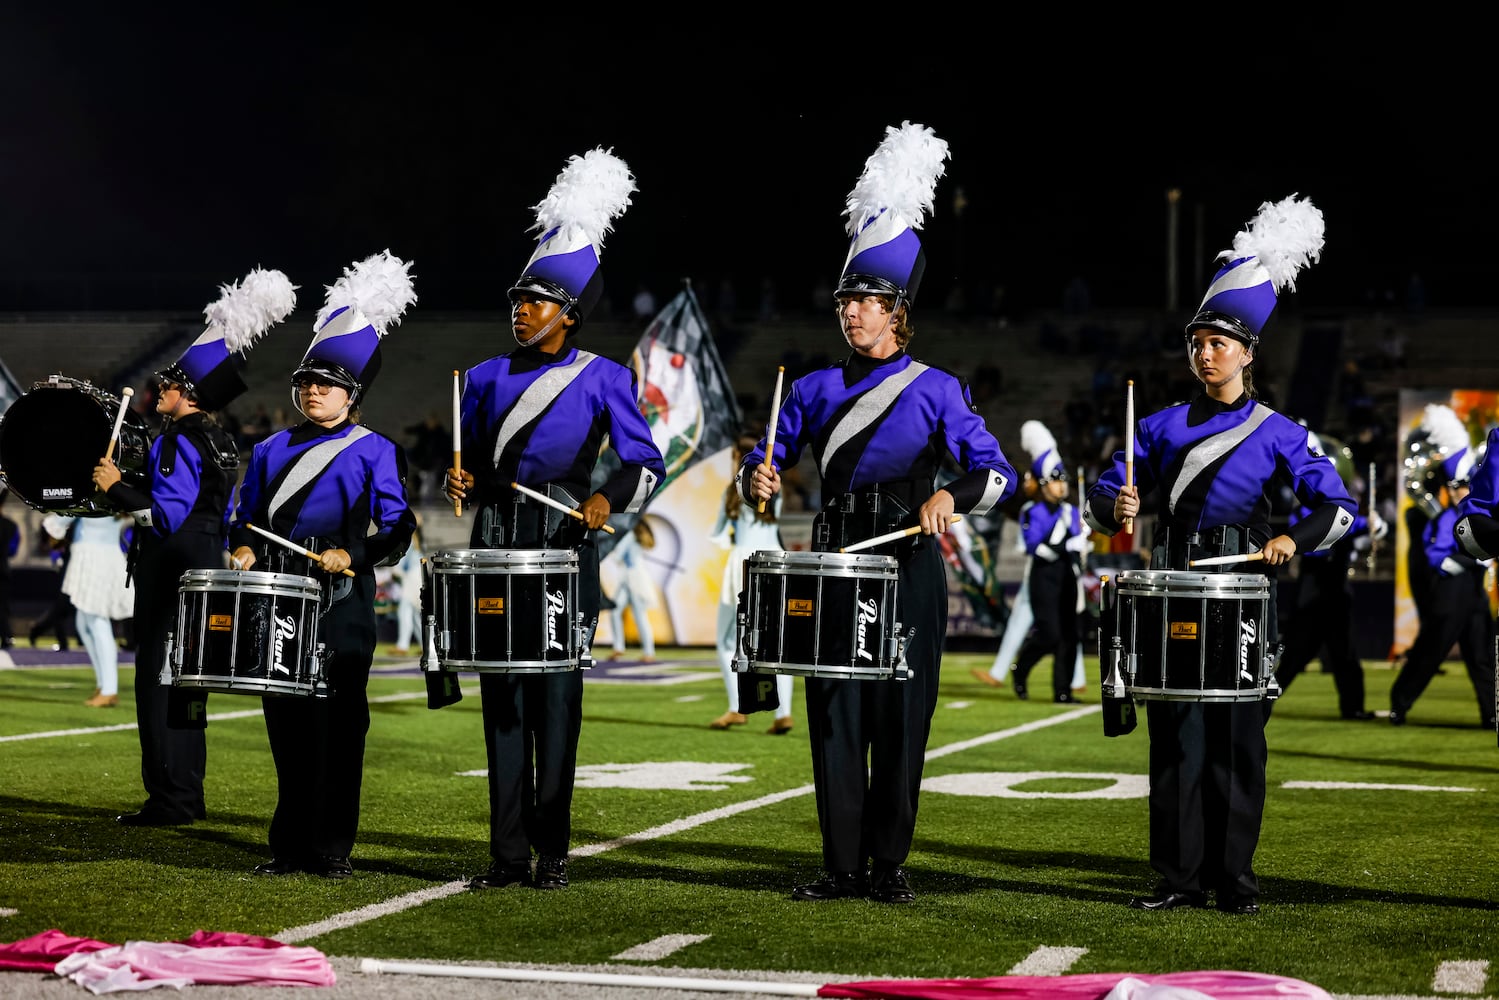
[
  {"x1": 758, "y1": 366, "x2": 784, "y2": 514},
  {"x1": 510, "y1": 481, "x2": 616, "y2": 534},
  {"x1": 104, "y1": 386, "x2": 134, "y2": 462},
  {"x1": 1123, "y1": 379, "x2": 1134, "y2": 535},
  {"x1": 1188, "y1": 551, "x2": 1266, "y2": 568},
  {"x1": 451, "y1": 370, "x2": 462, "y2": 519},
  {"x1": 246, "y1": 522, "x2": 357, "y2": 577},
  {"x1": 840, "y1": 516, "x2": 963, "y2": 554}
]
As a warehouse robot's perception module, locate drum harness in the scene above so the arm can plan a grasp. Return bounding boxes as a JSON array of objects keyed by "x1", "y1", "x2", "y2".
[{"x1": 813, "y1": 482, "x2": 922, "y2": 557}]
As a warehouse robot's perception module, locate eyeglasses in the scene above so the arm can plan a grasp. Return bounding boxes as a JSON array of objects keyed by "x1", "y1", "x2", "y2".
[{"x1": 294, "y1": 379, "x2": 340, "y2": 395}]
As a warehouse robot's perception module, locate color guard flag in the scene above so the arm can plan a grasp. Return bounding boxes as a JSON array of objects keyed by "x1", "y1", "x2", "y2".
[{"x1": 594, "y1": 283, "x2": 740, "y2": 560}]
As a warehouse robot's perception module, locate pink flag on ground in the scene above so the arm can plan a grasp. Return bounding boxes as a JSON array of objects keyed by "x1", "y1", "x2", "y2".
[
  {"x1": 818, "y1": 970, "x2": 1332, "y2": 1000},
  {"x1": 0, "y1": 928, "x2": 336, "y2": 991}
]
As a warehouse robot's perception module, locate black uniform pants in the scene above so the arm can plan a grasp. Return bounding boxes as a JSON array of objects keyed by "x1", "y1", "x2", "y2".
[
  {"x1": 131, "y1": 531, "x2": 217, "y2": 822},
  {"x1": 263, "y1": 574, "x2": 376, "y2": 863},
  {"x1": 1145, "y1": 699, "x2": 1268, "y2": 899},
  {"x1": 1390, "y1": 574, "x2": 1495, "y2": 721},
  {"x1": 1012, "y1": 556, "x2": 1080, "y2": 700},
  {"x1": 471, "y1": 506, "x2": 600, "y2": 865},
  {"x1": 805, "y1": 537, "x2": 944, "y2": 874},
  {"x1": 1276, "y1": 556, "x2": 1366, "y2": 717}
]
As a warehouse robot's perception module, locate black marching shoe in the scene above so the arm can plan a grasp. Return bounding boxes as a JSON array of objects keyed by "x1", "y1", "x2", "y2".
[
  {"x1": 1012, "y1": 679, "x2": 1029, "y2": 701},
  {"x1": 869, "y1": 866, "x2": 915, "y2": 904},
  {"x1": 252, "y1": 857, "x2": 302, "y2": 876},
  {"x1": 1219, "y1": 894, "x2": 1260, "y2": 915},
  {"x1": 117, "y1": 808, "x2": 192, "y2": 827},
  {"x1": 1128, "y1": 888, "x2": 1206, "y2": 911},
  {"x1": 792, "y1": 870, "x2": 868, "y2": 901},
  {"x1": 1388, "y1": 709, "x2": 1407, "y2": 726},
  {"x1": 1342, "y1": 710, "x2": 1375, "y2": 720},
  {"x1": 468, "y1": 862, "x2": 531, "y2": 890},
  {"x1": 534, "y1": 855, "x2": 569, "y2": 890},
  {"x1": 1054, "y1": 692, "x2": 1078, "y2": 704},
  {"x1": 315, "y1": 856, "x2": 353, "y2": 879}
]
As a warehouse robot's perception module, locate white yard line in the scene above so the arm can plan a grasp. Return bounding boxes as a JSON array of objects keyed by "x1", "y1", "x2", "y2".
[{"x1": 276, "y1": 709, "x2": 1089, "y2": 942}]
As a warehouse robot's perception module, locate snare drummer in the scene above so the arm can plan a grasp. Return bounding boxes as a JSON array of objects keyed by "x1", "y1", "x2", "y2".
[
  {"x1": 229, "y1": 251, "x2": 417, "y2": 879},
  {"x1": 1084, "y1": 196, "x2": 1355, "y2": 915},
  {"x1": 93, "y1": 267, "x2": 295, "y2": 828},
  {"x1": 443, "y1": 150, "x2": 665, "y2": 893},
  {"x1": 740, "y1": 123, "x2": 1016, "y2": 905}
]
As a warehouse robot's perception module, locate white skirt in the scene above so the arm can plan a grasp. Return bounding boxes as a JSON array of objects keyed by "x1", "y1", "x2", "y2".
[{"x1": 61, "y1": 541, "x2": 135, "y2": 620}]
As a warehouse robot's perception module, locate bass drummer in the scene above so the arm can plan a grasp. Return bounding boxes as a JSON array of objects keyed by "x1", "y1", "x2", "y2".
[
  {"x1": 740, "y1": 123, "x2": 1015, "y2": 905},
  {"x1": 93, "y1": 267, "x2": 295, "y2": 827},
  {"x1": 1085, "y1": 196, "x2": 1355, "y2": 916},
  {"x1": 228, "y1": 251, "x2": 417, "y2": 880}
]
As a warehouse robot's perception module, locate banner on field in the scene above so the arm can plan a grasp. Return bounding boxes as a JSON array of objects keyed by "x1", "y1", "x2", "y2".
[{"x1": 593, "y1": 284, "x2": 741, "y2": 563}]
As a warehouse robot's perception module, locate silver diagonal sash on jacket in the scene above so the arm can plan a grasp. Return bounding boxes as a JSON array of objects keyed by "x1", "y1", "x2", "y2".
[
  {"x1": 819, "y1": 361, "x2": 926, "y2": 478},
  {"x1": 492, "y1": 352, "x2": 598, "y2": 467},
  {"x1": 266, "y1": 426, "x2": 374, "y2": 607},
  {"x1": 1165, "y1": 405, "x2": 1272, "y2": 514}
]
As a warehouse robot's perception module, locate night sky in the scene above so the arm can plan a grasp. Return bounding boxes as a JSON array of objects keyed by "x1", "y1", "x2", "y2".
[{"x1": 1, "y1": 10, "x2": 1486, "y2": 318}]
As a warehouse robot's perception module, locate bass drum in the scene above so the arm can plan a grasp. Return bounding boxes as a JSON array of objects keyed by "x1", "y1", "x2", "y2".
[{"x1": 0, "y1": 375, "x2": 150, "y2": 516}]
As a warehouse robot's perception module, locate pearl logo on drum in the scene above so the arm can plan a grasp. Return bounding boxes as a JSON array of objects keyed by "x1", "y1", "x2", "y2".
[
  {"x1": 272, "y1": 613, "x2": 296, "y2": 674},
  {"x1": 855, "y1": 597, "x2": 879, "y2": 662},
  {"x1": 1239, "y1": 617, "x2": 1257, "y2": 683},
  {"x1": 546, "y1": 587, "x2": 566, "y2": 652}
]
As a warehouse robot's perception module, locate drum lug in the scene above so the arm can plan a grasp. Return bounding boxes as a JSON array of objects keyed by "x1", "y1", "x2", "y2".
[
  {"x1": 419, "y1": 615, "x2": 438, "y2": 672},
  {"x1": 1101, "y1": 635, "x2": 1126, "y2": 699},
  {"x1": 161, "y1": 632, "x2": 177, "y2": 686},
  {"x1": 574, "y1": 612, "x2": 593, "y2": 669},
  {"x1": 886, "y1": 628, "x2": 910, "y2": 682},
  {"x1": 311, "y1": 643, "x2": 332, "y2": 698}
]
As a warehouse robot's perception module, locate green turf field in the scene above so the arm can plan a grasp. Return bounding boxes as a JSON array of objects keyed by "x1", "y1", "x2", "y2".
[{"x1": 1, "y1": 648, "x2": 1496, "y2": 998}]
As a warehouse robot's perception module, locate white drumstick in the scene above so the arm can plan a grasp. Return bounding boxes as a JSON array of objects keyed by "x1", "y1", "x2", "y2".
[
  {"x1": 1187, "y1": 551, "x2": 1265, "y2": 568},
  {"x1": 511, "y1": 481, "x2": 616, "y2": 534},
  {"x1": 1123, "y1": 379, "x2": 1134, "y2": 535},
  {"x1": 104, "y1": 386, "x2": 134, "y2": 462},
  {"x1": 758, "y1": 366, "x2": 785, "y2": 514},
  {"x1": 246, "y1": 522, "x2": 357, "y2": 577},
  {"x1": 841, "y1": 516, "x2": 962, "y2": 554},
  {"x1": 451, "y1": 369, "x2": 463, "y2": 519}
]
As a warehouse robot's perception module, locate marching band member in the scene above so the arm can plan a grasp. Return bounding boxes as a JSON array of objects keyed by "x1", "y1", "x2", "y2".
[
  {"x1": 1086, "y1": 195, "x2": 1355, "y2": 915},
  {"x1": 741, "y1": 122, "x2": 1015, "y2": 904},
  {"x1": 95, "y1": 267, "x2": 295, "y2": 826},
  {"x1": 445, "y1": 149, "x2": 665, "y2": 891},
  {"x1": 1392, "y1": 413, "x2": 1494, "y2": 729},
  {"x1": 229, "y1": 251, "x2": 417, "y2": 878},
  {"x1": 1006, "y1": 420, "x2": 1089, "y2": 704}
]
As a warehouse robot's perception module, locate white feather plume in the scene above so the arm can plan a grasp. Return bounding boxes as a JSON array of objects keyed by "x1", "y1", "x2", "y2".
[
  {"x1": 317, "y1": 249, "x2": 417, "y2": 336},
  {"x1": 844, "y1": 121, "x2": 950, "y2": 236},
  {"x1": 1222, "y1": 193, "x2": 1326, "y2": 292},
  {"x1": 205, "y1": 267, "x2": 298, "y2": 354},
  {"x1": 1020, "y1": 419, "x2": 1058, "y2": 463},
  {"x1": 530, "y1": 147, "x2": 636, "y2": 249},
  {"x1": 1420, "y1": 403, "x2": 1469, "y2": 455}
]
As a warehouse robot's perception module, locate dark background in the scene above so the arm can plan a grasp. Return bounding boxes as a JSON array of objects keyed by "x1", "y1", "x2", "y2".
[{"x1": 0, "y1": 9, "x2": 1485, "y2": 317}]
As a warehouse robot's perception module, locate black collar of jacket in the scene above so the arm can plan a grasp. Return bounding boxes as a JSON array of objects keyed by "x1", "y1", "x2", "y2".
[{"x1": 289, "y1": 418, "x2": 352, "y2": 446}]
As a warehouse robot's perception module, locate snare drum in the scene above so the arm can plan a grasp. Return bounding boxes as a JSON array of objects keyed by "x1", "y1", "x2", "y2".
[
  {"x1": 429, "y1": 548, "x2": 587, "y2": 672},
  {"x1": 169, "y1": 569, "x2": 327, "y2": 697},
  {"x1": 0, "y1": 375, "x2": 149, "y2": 515},
  {"x1": 1103, "y1": 569, "x2": 1274, "y2": 702},
  {"x1": 734, "y1": 550, "x2": 907, "y2": 680}
]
